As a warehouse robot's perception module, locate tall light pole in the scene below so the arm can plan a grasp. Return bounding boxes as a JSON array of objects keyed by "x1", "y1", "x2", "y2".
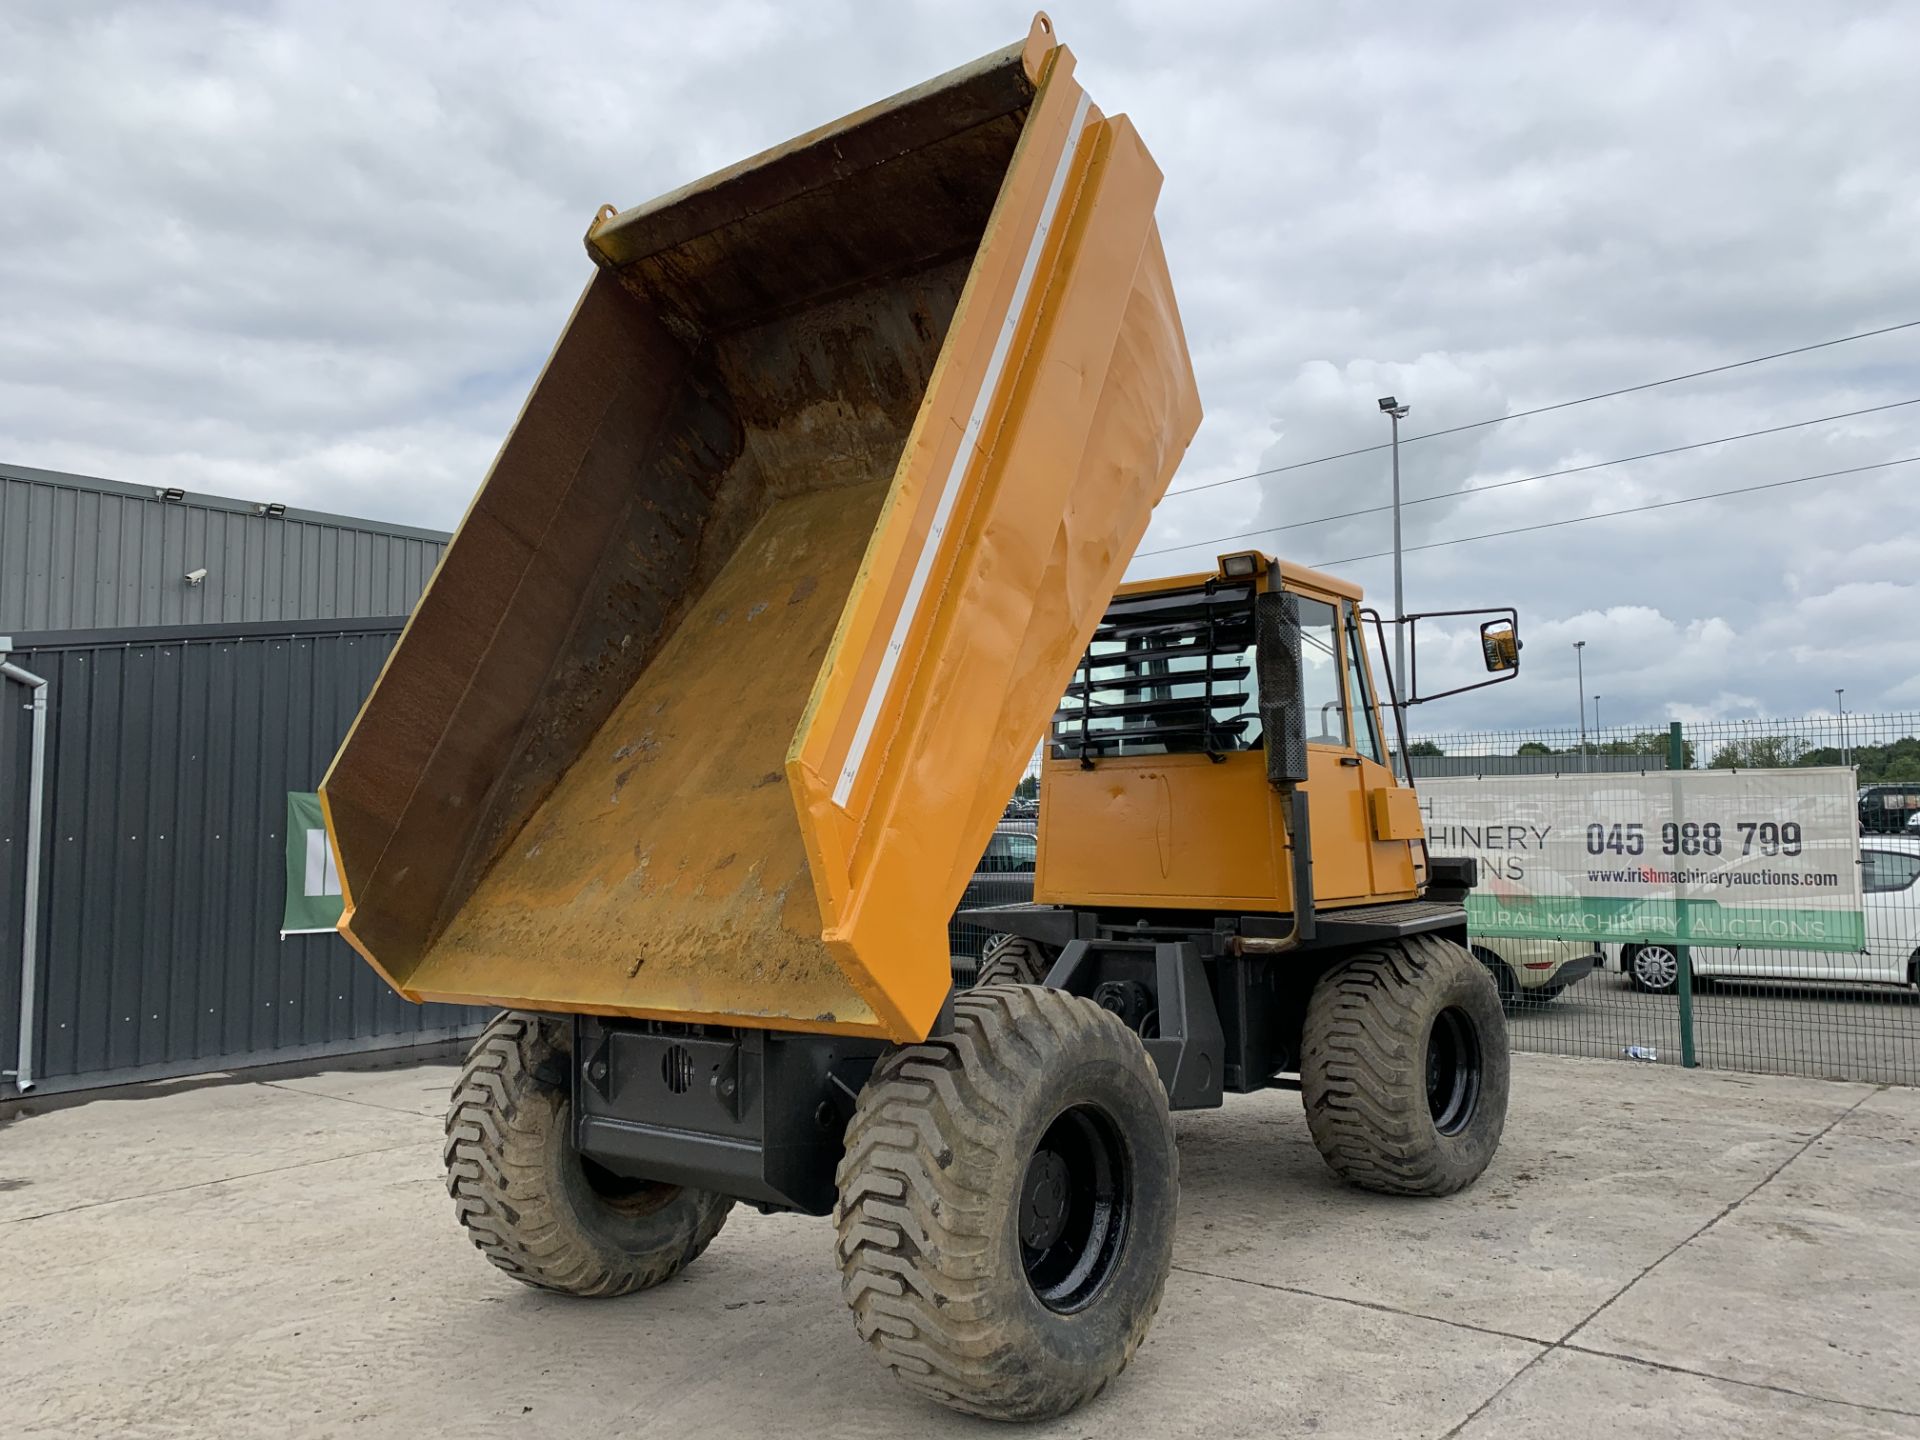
[
  {"x1": 1574, "y1": 641, "x2": 1588, "y2": 768},
  {"x1": 1593, "y1": 693, "x2": 1601, "y2": 740},
  {"x1": 1378, "y1": 396, "x2": 1411, "y2": 699},
  {"x1": 1836, "y1": 687, "x2": 1850, "y2": 769}
]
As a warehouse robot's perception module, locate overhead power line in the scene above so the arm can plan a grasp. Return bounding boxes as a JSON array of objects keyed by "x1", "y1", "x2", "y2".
[
  {"x1": 1162, "y1": 318, "x2": 1920, "y2": 501},
  {"x1": 1305, "y1": 456, "x2": 1920, "y2": 569},
  {"x1": 1135, "y1": 396, "x2": 1920, "y2": 560}
]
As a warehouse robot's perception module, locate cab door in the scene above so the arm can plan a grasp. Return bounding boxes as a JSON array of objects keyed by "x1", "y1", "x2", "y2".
[
  {"x1": 1291, "y1": 590, "x2": 1371, "y2": 902},
  {"x1": 1342, "y1": 602, "x2": 1419, "y2": 899}
]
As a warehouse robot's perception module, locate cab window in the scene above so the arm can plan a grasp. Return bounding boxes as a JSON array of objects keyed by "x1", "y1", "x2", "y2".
[
  {"x1": 1296, "y1": 597, "x2": 1348, "y2": 747},
  {"x1": 1052, "y1": 582, "x2": 1357, "y2": 758},
  {"x1": 1051, "y1": 581, "x2": 1259, "y2": 759},
  {"x1": 1343, "y1": 604, "x2": 1384, "y2": 764}
]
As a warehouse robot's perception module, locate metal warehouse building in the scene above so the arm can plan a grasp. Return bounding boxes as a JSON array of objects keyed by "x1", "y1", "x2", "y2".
[
  {"x1": 1, "y1": 462, "x2": 481, "y2": 1097},
  {"x1": 1, "y1": 461, "x2": 446, "y2": 629}
]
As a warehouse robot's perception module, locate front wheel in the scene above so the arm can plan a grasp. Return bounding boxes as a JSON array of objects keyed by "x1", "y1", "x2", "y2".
[
  {"x1": 1301, "y1": 936, "x2": 1510, "y2": 1197},
  {"x1": 444, "y1": 1012, "x2": 733, "y2": 1296},
  {"x1": 834, "y1": 985, "x2": 1177, "y2": 1421}
]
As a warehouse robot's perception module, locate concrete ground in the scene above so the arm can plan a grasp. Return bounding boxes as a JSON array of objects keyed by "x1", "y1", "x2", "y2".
[{"x1": 2, "y1": 1055, "x2": 1916, "y2": 1439}]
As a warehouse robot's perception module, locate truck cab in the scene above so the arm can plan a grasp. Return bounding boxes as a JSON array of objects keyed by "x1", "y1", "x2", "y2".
[{"x1": 1040, "y1": 553, "x2": 1425, "y2": 915}]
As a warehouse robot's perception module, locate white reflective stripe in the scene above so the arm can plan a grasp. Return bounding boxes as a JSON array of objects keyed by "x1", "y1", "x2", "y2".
[
  {"x1": 305, "y1": 829, "x2": 341, "y2": 897},
  {"x1": 832, "y1": 90, "x2": 1093, "y2": 809}
]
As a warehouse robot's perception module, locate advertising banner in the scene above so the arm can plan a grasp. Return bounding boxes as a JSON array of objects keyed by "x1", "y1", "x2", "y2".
[
  {"x1": 282, "y1": 791, "x2": 344, "y2": 937},
  {"x1": 1419, "y1": 768, "x2": 1864, "y2": 951}
]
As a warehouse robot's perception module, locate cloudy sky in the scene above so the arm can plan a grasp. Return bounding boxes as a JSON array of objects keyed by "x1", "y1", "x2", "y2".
[{"x1": 4, "y1": 1, "x2": 1917, "y2": 737}]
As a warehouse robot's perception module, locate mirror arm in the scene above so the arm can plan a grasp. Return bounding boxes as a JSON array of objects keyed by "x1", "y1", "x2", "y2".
[{"x1": 1384, "y1": 606, "x2": 1523, "y2": 705}]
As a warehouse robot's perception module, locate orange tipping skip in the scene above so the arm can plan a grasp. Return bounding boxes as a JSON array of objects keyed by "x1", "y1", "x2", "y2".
[{"x1": 319, "y1": 15, "x2": 1202, "y2": 1043}]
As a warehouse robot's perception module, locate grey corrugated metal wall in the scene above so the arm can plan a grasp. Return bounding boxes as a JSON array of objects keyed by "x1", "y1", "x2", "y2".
[
  {"x1": 0, "y1": 619, "x2": 488, "y2": 1095},
  {"x1": 0, "y1": 463, "x2": 449, "y2": 632}
]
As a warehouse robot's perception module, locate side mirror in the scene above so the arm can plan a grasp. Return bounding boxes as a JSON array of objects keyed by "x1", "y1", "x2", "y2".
[
  {"x1": 1368, "y1": 604, "x2": 1521, "y2": 706},
  {"x1": 1255, "y1": 591, "x2": 1308, "y2": 788},
  {"x1": 1480, "y1": 620, "x2": 1520, "y2": 673}
]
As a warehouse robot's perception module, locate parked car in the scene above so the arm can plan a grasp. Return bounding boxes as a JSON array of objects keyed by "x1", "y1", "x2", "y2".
[
  {"x1": 947, "y1": 818, "x2": 1039, "y2": 969},
  {"x1": 1469, "y1": 935, "x2": 1600, "y2": 1007},
  {"x1": 1860, "y1": 783, "x2": 1920, "y2": 834},
  {"x1": 1612, "y1": 837, "x2": 1920, "y2": 992}
]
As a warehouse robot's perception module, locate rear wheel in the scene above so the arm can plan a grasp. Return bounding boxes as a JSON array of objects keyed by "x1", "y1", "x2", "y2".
[
  {"x1": 976, "y1": 933, "x2": 1056, "y2": 987},
  {"x1": 1626, "y1": 943, "x2": 1681, "y2": 994},
  {"x1": 444, "y1": 1012, "x2": 733, "y2": 1296},
  {"x1": 1301, "y1": 936, "x2": 1510, "y2": 1197},
  {"x1": 834, "y1": 985, "x2": 1177, "y2": 1421}
]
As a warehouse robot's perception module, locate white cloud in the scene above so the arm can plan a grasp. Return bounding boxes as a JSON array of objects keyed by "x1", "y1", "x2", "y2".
[{"x1": 2, "y1": 0, "x2": 1917, "y2": 731}]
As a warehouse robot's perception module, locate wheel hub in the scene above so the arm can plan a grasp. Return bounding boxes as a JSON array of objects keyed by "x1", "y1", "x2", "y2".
[
  {"x1": 1636, "y1": 947, "x2": 1679, "y2": 989},
  {"x1": 1018, "y1": 1104, "x2": 1131, "y2": 1313},
  {"x1": 1426, "y1": 1006, "x2": 1483, "y2": 1138},
  {"x1": 1020, "y1": 1150, "x2": 1072, "y2": 1250},
  {"x1": 578, "y1": 1152, "x2": 681, "y2": 1217}
]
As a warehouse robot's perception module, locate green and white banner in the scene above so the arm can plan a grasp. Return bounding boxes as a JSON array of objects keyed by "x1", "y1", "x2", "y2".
[
  {"x1": 1418, "y1": 768, "x2": 1865, "y2": 951},
  {"x1": 282, "y1": 791, "x2": 344, "y2": 937}
]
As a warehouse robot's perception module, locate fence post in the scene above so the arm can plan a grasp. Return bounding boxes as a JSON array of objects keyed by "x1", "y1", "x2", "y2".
[{"x1": 1668, "y1": 721, "x2": 1699, "y2": 1068}]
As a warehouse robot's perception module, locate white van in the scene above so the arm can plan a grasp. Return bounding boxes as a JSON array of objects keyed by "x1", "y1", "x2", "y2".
[{"x1": 1611, "y1": 838, "x2": 1920, "y2": 991}]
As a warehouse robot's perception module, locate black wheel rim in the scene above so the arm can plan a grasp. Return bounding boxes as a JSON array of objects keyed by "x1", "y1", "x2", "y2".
[
  {"x1": 579, "y1": 1151, "x2": 680, "y2": 1217},
  {"x1": 1426, "y1": 1006, "x2": 1482, "y2": 1137},
  {"x1": 1018, "y1": 1104, "x2": 1130, "y2": 1313}
]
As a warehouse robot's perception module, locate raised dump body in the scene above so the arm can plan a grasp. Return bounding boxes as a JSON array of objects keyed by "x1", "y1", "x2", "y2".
[{"x1": 321, "y1": 16, "x2": 1201, "y2": 1044}]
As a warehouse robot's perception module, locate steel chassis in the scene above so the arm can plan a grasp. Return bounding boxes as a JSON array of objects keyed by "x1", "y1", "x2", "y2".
[{"x1": 569, "y1": 893, "x2": 1470, "y2": 1215}]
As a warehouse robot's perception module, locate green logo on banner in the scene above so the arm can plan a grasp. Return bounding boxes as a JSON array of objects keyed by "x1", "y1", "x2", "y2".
[
  {"x1": 282, "y1": 791, "x2": 344, "y2": 936},
  {"x1": 1464, "y1": 894, "x2": 1867, "y2": 952}
]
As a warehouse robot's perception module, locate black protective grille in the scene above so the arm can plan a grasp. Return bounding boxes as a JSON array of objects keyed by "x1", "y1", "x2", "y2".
[
  {"x1": 1052, "y1": 581, "x2": 1259, "y2": 760},
  {"x1": 1256, "y1": 590, "x2": 1308, "y2": 785}
]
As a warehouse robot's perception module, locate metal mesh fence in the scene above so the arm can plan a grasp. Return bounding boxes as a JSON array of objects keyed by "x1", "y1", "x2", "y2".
[
  {"x1": 949, "y1": 865, "x2": 1034, "y2": 970},
  {"x1": 954, "y1": 716, "x2": 1919, "y2": 1087},
  {"x1": 1410, "y1": 711, "x2": 1920, "y2": 1086},
  {"x1": 947, "y1": 796, "x2": 1042, "y2": 973}
]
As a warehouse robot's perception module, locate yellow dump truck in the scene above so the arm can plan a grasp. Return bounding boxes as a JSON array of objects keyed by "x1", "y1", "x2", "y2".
[{"x1": 323, "y1": 15, "x2": 1521, "y2": 1422}]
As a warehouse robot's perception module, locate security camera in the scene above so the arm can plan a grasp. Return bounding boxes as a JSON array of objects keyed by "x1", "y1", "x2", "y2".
[{"x1": 184, "y1": 568, "x2": 208, "y2": 586}]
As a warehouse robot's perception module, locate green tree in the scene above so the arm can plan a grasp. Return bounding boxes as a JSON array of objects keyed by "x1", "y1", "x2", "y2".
[
  {"x1": 1598, "y1": 730, "x2": 1695, "y2": 766},
  {"x1": 1798, "y1": 735, "x2": 1920, "y2": 783},
  {"x1": 1508, "y1": 729, "x2": 1694, "y2": 765},
  {"x1": 1406, "y1": 740, "x2": 1445, "y2": 757},
  {"x1": 1709, "y1": 734, "x2": 1810, "y2": 769}
]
